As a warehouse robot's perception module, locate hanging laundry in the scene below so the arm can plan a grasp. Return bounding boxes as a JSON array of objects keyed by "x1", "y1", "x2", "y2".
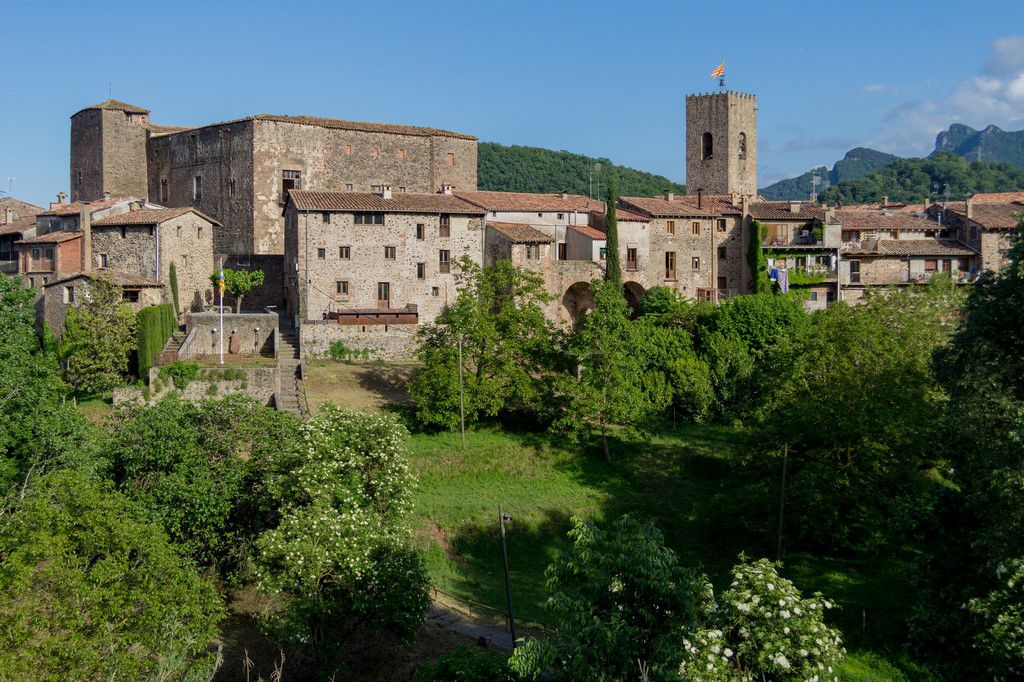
[
  {"x1": 778, "y1": 269, "x2": 790, "y2": 294},
  {"x1": 770, "y1": 268, "x2": 779, "y2": 281}
]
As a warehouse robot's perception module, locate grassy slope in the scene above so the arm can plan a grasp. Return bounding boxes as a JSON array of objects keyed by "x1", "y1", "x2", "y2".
[{"x1": 408, "y1": 424, "x2": 923, "y2": 680}]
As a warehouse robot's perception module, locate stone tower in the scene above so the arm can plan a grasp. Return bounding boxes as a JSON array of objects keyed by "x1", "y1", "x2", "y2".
[
  {"x1": 685, "y1": 91, "x2": 757, "y2": 196},
  {"x1": 70, "y1": 99, "x2": 151, "y2": 202}
]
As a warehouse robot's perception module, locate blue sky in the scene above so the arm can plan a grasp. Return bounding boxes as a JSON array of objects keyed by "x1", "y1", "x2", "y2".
[{"x1": 3, "y1": 0, "x2": 1023, "y2": 205}]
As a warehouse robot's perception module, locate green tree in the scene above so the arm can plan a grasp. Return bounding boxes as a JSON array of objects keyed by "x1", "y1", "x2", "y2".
[
  {"x1": 0, "y1": 470, "x2": 224, "y2": 681},
  {"x1": 678, "y1": 556, "x2": 845, "y2": 681},
  {"x1": 59, "y1": 275, "x2": 138, "y2": 392},
  {"x1": 510, "y1": 516, "x2": 713, "y2": 681},
  {"x1": 750, "y1": 280, "x2": 962, "y2": 551},
  {"x1": 107, "y1": 395, "x2": 300, "y2": 571},
  {"x1": 254, "y1": 407, "x2": 429, "y2": 674},
  {"x1": 553, "y1": 280, "x2": 670, "y2": 460},
  {"x1": 747, "y1": 220, "x2": 771, "y2": 294},
  {"x1": 169, "y1": 260, "x2": 181, "y2": 314},
  {"x1": 210, "y1": 268, "x2": 266, "y2": 313},
  {"x1": 605, "y1": 181, "x2": 621, "y2": 285},
  {"x1": 409, "y1": 258, "x2": 556, "y2": 430}
]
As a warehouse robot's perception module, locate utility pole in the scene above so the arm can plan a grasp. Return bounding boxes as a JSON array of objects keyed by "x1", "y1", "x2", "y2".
[
  {"x1": 457, "y1": 334, "x2": 465, "y2": 448},
  {"x1": 218, "y1": 258, "x2": 225, "y2": 365},
  {"x1": 499, "y1": 506, "x2": 517, "y2": 644},
  {"x1": 776, "y1": 444, "x2": 788, "y2": 561}
]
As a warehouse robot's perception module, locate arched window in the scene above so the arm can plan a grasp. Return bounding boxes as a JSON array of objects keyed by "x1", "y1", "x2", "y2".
[
  {"x1": 701, "y1": 132, "x2": 713, "y2": 160},
  {"x1": 738, "y1": 132, "x2": 747, "y2": 159}
]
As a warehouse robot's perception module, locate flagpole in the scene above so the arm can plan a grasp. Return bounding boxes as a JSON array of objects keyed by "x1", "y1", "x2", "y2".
[{"x1": 219, "y1": 258, "x2": 224, "y2": 365}]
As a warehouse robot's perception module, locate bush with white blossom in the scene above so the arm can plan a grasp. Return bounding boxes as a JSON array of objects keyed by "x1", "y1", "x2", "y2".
[
  {"x1": 253, "y1": 406, "x2": 429, "y2": 671},
  {"x1": 678, "y1": 556, "x2": 845, "y2": 681}
]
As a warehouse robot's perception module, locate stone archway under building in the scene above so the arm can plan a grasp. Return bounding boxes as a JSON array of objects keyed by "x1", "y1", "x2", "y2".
[
  {"x1": 623, "y1": 281, "x2": 645, "y2": 315},
  {"x1": 562, "y1": 281, "x2": 596, "y2": 324}
]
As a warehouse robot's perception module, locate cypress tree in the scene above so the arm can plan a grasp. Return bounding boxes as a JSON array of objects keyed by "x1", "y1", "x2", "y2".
[
  {"x1": 604, "y1": 181, "x2": 621, "y2": 285},
  {"x1": 168, "y1": 261, "x2": 180, "y2": 316}
]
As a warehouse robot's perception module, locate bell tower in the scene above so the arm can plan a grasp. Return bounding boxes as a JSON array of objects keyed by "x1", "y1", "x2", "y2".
[{"x1": 685, "y1": 91, "x2": 757, "y2": 196}]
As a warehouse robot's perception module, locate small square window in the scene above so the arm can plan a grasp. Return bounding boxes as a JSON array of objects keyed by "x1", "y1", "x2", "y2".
[
  {"x1": 446, "y1": 152, "x2": 455, "y2": 166},
  {"x1": 346, "y1": 183, "x2": 353, "y2": 192},
  {"x1": 691, "y1": 256, "x2": 701, "y2": 270},
  {"x1": 416, "y1": 262, "x2": 425, "y2": 279},
  {"x1": 666, "y1": 220, "x2": 676, "y2": 235},
  {"x1": 599, "y1": 247, "x2": 607, "y2": 260},
  {"x1": 716, "y1": 218, "x2": 727, "y2": 232},
  {"x1": 322, "y1": 212, "x2": 331, "y2": 224},
  {"x1": 63, "y1": 285, "x2": 74, "y2": 304},
  {"x1": 718, "y1": 246, "x2": 727, "y2": 259},
  {"x1": 99, "y1": 253, "x2": 108, "y2": 268},
  {"x1": 398, "y1": 148, "x2": 406, "y2": 159},
  {"x1": 120, "y1": 226, "x2": 127, "y2": 238},
  {"x1": 339, "y1": 246, "x2": 351, "y2": 259},
  {"x1": 345, "y1": 144, "x2": 352, "y2": 155},
  {"x1": 384, "y1": 246, "x2": 396, "y2": 259},
  {"x1": 691, "y1": 221, "x2": 701, "y2": 236},
  {"x1": 431, "y1": 286, "x2": 440, "y2": 297},
  {"x1": 317, "y1": 248, "x2": 326, "y2": 259},
  {"x1": 557, "y1": 213, "x2": 564, "y2": 220},
  {"x1": 416, "y1": 224, "x2": 425, "y2": 240},
  {"x1": 336, "y1": 280, "x2": 349, "y2": 296},
  {"x1": 373, "y1": 147, "x2": 380, "y2": 157},
  {"x1": 439, "y1": 249, "x2": 451, "y2": 273},
  {"x1": 439, "y1": 215, "x2": 451, "y2": 238},
  {"x1": 123, "y1": 290, "x2": 139, "y2": 303}
]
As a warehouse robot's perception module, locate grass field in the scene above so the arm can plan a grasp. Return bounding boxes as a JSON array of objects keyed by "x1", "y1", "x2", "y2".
[{"x1": 406, "y1": 424, "x2": 927, "y2": 680}]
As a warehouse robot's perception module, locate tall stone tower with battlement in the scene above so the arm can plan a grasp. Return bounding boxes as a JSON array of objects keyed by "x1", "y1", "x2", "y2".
[
  {"x1": 685, "y1": 91, "x2": 757, "y2": 196},
  {"x1": 70, "y1": 100, "x2": 151, "y2": 202}
]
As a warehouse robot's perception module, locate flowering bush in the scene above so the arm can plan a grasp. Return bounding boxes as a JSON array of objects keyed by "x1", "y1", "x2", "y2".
[
  {"x1": 254, "y1": 406, "x2": 429, "y2": 672},
  {"x1": 678, "y1": 556, "x2": 845, "y2": 681},
  {"x1": 966, "y1": 558, "x2": 1024, "y2": 677}
]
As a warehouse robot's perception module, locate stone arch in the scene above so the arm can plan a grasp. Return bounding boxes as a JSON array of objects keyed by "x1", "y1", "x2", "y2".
[
  {"x1": 738, "y1": 132, "x2": 747, "y2": 159},
  {"x1": 624, "y1": 281, "x2": 645, "y2": 314},
  {"x1": 562, "y1": 281, "x2": 595, "y2": 324},
  {"x1": 701, "y1": 132, "x2": 713, "y2": 160}
]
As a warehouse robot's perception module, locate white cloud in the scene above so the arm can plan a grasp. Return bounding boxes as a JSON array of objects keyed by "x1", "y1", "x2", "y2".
[
  {"x1": 861, "y1": 83, "x2": 887, "y2": 94},
  {"x1": 873, "y1": 35, "x2": 1024, "y2": 155}
]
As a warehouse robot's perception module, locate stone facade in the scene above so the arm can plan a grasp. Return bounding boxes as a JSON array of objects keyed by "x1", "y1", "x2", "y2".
[
  {"x1": 185, "y1": 312, "x2": 278, "y2": 359},
  {"x1": 43, "y1": 273, "x2": 162, "y2": 337},
  {"x1": 72, "y1": 100, "x2": 479, "y2": 256},
  {"x1": 685, "y1": 92, "x2": 757, "y2": 197},
  {"x1": 114, "y1": 365, "x2": 279, "y2": 407},
  {"x1": 300, "y1": 320, "x2": 419, "y2": 361}
]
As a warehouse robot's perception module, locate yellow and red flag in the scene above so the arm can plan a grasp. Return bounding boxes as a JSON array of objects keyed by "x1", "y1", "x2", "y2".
[{"x1": 710, "y1": 62, "x2": 725, "y2": 79}]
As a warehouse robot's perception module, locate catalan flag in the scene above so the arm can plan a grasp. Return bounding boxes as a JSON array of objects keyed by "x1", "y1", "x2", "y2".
[{"x1": 710, "y1": 62, "x2": 725, "y2": 79}]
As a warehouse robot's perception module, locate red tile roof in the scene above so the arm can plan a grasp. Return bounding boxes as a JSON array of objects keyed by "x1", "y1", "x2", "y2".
[
  {"x1": 73, "y1": 99, "x2": 150, "y2": 116},
  {"x1": 0, "y1": 215, "x2": 37, "y2": 237},
  {"x1": 950, "y1": 202, "x2": 1024, "y2": 230},
  {"x1": 92, "y1": 207, "x2": 221, "y2": 226},
  {"x1": 834, "y1": 210, "x2": 939, "y2": 230},
  {"x1": 50, "y1": 270, "x2": 163, "y2": 288},
  {"x1": 971, "y1": 191, "x2": 1024, "y2": 204},
  {"x1": 487, "y1": 222, "x2": 553, "y2": 243},
  {"x1": 845, "y1": 239, "x2": 976, "y2": 257},
  {"x1": 15, "y1": 230, "x2": 82, "y2": 245},
  {"x1": 37, "y1": 197, "x2": 133, "y2": 217},
  {"x1": 620, "y1": 194, "x2": 743, "y2": 218},
  {"x1": 288, "y1": 190, "x2": 485, "y2": 215},
  {"x1": 614, "y1": 208, "x2": 649, "y2": 222},
  {"x1": 568, "y1": 224, "x2": 606, "y2": 239},
  {"x1": 456, "y1": 191, "x2": 604, "y2": 213},
  {"x1": 748, "y1": 201, "x2": 826, "y2": 221},
  {"x1": 0, "y1": 197, "x2": 42, "y2": 217}
]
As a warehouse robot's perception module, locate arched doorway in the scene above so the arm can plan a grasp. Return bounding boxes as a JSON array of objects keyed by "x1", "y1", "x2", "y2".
[
  {"x1": 623, "y1": 281, "x2": 645, "y2": 315},
  {"x1": 562, "y1": 282, "x2": 595, "y2": 324}
]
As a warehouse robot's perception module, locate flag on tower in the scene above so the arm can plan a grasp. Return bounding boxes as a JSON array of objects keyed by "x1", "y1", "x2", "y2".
[{"x1": 710, "y1": 62, "x2": 725, "y2": 78}]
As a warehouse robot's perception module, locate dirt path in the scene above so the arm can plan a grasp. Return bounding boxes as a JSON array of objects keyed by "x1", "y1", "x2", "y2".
[{"x1": 303, "y1": 360, "x2": 417, "y2": 415}]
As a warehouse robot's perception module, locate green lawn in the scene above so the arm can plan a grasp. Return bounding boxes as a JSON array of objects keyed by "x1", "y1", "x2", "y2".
[{"x1": 408, "y1": 424, "x2": 926, "y2": 680}]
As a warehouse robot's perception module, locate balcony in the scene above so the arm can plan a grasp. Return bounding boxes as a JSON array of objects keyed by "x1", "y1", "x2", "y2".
[{"x1": 26, "y1": 259, "x2": 55, "y2": 273}]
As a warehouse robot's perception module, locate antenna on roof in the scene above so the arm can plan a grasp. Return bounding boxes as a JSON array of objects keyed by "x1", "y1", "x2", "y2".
[
  {"x1": 108, "y1": 82, "x2": 112, "y2": 98},
  {"x1": 810, "y1": 170, "x2": 821, "y2": 202}
]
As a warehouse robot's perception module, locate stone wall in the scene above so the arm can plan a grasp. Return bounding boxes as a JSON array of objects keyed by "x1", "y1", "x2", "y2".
[
  {"x1": 147, "y1": 121, "x2": 257, "y2": 255},
  {"x1": 981, "y1": 231, "x2": 1013, "y2": 272},
  {"x1": 43, "y1": 278, "x2": 162, "y2": 337},
  {"x1": 286, "y1": 208, "x2": 484, "y2": 327},
  {"x1": 685, "y1": 92, "x2": 757, "y2": 196},
  {"x1": 300, "y1": 319, "x2": 419, "y2": 360},
  {"x1": 70, "y1": 109, "x2": 104, "y2": 202},
  {"x1": 251, "y1": 120, "x2": 477, "y2": 254},
  {"x1": 101, "y1": 109, "x2": 150, "y2": 201},
  {"x1": 186, "y1": 312, "x2": 278, "y2": 358},
  {"x1": 219, "y1": 254, "x2": 286, "y2": 312},
  {"x1": 113, "y1": 365, "x2": 279, "y2": 407},
  {"x1": 160, "y1": 212, "x2": 216, "y2": 313}
]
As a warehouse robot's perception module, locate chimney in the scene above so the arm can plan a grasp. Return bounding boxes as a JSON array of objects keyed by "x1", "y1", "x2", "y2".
[
  {"x1": 789, "y1": 201, "x2": 800, "y2": 214},
  {"x1": 103, "y1": 191, "x2": 111, "y2": 201},
  {"x1": 924, "y1": 197, "x2": 931, "y2": 210},
  {"x1": 731, "y1": 191, "x2": 739, "y2": 207},
  {"x1": 882, "y1": 195, "x2": 889, "y2": 206},
  {"x1": 966, "y1": 197, "x2": 974, "y2": 219},
  {"x1": 741, "y1": 194, "x2": 749, "y2": 217},
  {"x1": 2, "y1": 207, "x2": 10, "y2": 225},
  {"x1": 80, "y1": 205, "x2": 92, "y2": 273},
  {"x1": 559, "y1": 192, "x2": 568, "y2": 199},
  {"x1": 50, "y1": 192, "x2": 68, "y2": 210},
  {"x1": 664, "y1": 190, "x2": 674, "y2": 202},
  {"x1": 441, "y1": 183, "x2": 453, "y2": 195},
  {"x1": 697, "y1": 188, "x2": 703, "y2": 209},
  {"x1": 129, "y1": 201, "x2": 142, "y2": 212}
]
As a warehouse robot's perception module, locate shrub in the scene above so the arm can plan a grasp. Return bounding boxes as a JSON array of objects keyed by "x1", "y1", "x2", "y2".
[
  {"x1": 136, "y1": 303, "x2": 176, "y2": 378},
  {"x1": 416, "y1": 645, "x2": 515, "y2": 681},
  {"x1": 160, "y1": 360, "x2": 201, "y2": 389}
]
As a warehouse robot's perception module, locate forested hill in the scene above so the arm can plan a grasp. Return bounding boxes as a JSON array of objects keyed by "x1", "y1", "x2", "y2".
[
  {"x1": 760, "y1": 147, "x2": 900, "y2": 200},
  {"x1": 478, "y1": 142, "x2": 685, "y2": 197},
  {"x1": 820, "y1": 151, "x2": 1024, "y2": 204},
  {"x1": 933, "y1": 123, "x2": 1024, "y2": 167}
]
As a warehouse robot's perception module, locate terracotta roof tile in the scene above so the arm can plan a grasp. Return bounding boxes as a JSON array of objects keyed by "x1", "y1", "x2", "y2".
[
  {"x1": 620, "y1": 195, "x2": 731, "y2": 218},
  {"x1": 971, "y1": 191, "x2": 1024, "y2": 204},
  {"x1": 73, "y1": 99, "x2": 150, "y2": 116},
  {"x1": 92, "y1": 207, "x2": 221, "y2": 226},
  {"x1": 487, "y1": 222, "x2": 553, "y2": 243},
  {"x1": 456, "y1": 191, "x2": 603, "y2": 213},
  {"x1": 0, "y1": 197, "x2": 43, "y2": 217},
  {"x1": 0, "y1": 215, "x2": 37, "y2": 237},
  {"x1": 15, "y1": 230, "x2": 81, "y2": 245},
  {"x1": 50, "y1": 270, "x2": 163, "y2": 288},
  {"x1": 614, "y1": 208, "x2": 649, "y2": 222},
  {"x1": 37, "y1": 197, "x2": 133, "y2": 217},
  {"x1": 568, "y1": 224, "x2": 606, "y2": 239},
  {"x1": 288, "y1": 190, "x2": 485, "y2": 215},
  {"x1": 948, "y1": 202, "x2": 1024, "y2": 230},
  {"x1": 834, "y1": 210, "x2": 940, "y2": 230},
  {"x1": 845, "y1": 239, "x2": 976, "y2": 257},
  {"x1": 748, "y1": 201, "x2": 826, "y2": 221}
]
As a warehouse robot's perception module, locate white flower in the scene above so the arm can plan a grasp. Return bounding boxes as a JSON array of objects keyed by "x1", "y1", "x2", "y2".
[
  {"x1": 781, "y1": 610, "x2": 791, "y2": 618},
  {"x1": 773, "y1": 654, "x2": 790, "y2": 669},
  {"x1": 736, "y1": 602, "x2": 751, "y2": 613},
  {"x1": 724, "y1": 648, "x2": 734, "y2": 658}
]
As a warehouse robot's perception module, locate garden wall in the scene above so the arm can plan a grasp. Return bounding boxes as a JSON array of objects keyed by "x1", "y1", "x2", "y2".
[
  {"x1": 113, "y1": 365, "x2": 279, "y2": 407},
  {"x1": 300, "y1": 320, "x2": 418, "y2": 360},
  {"x1": 186, "y1": 312, "x2": 278, "y2": 359}
]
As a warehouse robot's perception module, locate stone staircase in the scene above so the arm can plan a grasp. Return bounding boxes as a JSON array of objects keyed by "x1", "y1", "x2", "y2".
[
  {"x1": 275, "y1": 328, "x2": 307, "y2": 418},
  {"x1": 155, "y1": 328, "x2": 187, "y2": 366}
]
